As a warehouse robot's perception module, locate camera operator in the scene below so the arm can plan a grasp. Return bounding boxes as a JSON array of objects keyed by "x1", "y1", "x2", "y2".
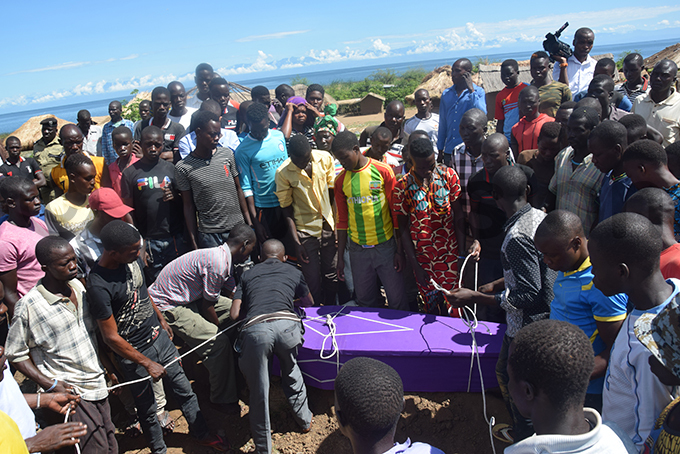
[{"x1": 552, "y1": 27, "x2": 597, "y2": 97}]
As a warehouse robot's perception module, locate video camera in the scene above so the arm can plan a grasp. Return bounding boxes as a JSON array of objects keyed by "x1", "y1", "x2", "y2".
[{"x1": 543, "y1": 22, "x2": 573, "y2": 63}]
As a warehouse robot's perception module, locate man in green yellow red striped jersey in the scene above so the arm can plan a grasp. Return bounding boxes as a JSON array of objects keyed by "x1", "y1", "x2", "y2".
[{"x1": 332, "y1": 131, "x2": 407, "y2": 310}]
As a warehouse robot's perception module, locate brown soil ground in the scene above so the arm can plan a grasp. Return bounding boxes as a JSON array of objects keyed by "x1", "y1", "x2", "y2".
[
  {"x1": 76, "y1": 346, "x2": 509, "y2": 454},
  {"x1": 17, "y1": 342, "x2": 510, "y2": 454}
]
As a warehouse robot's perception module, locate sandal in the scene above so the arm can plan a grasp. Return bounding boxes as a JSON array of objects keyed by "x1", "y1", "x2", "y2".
[
  {"x1": 158, "y1": 411, "x2": 175, "y2": 435},
  {"x1": 492, "y1": 423, "x2": 514, "y2": 443},
  {"x1": 301, "y1": 418, "x2": 314, "y2": 434},
  {"x1": 196, "y1": 434, "x2": 230, "y2": 452},
  {"x1": 125, "y1": 417, "x2": 142, "y2": 438}
]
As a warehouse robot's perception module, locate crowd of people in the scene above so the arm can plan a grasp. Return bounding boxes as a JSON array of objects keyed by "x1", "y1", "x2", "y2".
[{"x1": 0, "y1": 25, "x2": 680, "y2": 454}]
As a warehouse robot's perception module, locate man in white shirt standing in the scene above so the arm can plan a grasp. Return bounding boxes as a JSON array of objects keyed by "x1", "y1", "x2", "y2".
[
  {"x1": 77, "y1": 110, "x2": 102, "y2": 157},
  {"x1": 553, "y1": 28, "x2": 597, "y2": 97},
  {"x1": 404, "y1": 89, "x2": 439, "y2": 154},
  {"x1": 168, "y1": 81, "x2": 197, "y2": 130}
]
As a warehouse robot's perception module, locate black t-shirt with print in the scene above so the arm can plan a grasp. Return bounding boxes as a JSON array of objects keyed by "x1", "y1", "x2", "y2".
[
  {"x1": 87, "y1": 258, "x2": 160, "y2": 350},
  {"x1": 120, "y1": 159, "x2": 183, "y2": 239},
  {"x1": 0, "y1": 157, "x2": 42, "y2": 179}
]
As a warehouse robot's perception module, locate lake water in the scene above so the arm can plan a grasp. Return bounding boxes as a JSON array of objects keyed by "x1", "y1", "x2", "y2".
[{"x1": 1, "y1": 37, "x2": 676, "y2": 134}]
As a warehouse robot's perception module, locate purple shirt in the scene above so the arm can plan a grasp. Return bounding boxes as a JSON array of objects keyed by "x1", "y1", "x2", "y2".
[
  {"x1": 0, "y1": 218, "x2": 49, "y2": 298},
  {"x1": 148, "y1": 244, "x2": 232, "y2": 311}
]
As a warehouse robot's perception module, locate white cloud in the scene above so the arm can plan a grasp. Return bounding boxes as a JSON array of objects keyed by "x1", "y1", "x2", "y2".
[
  {"x1": 372, "y1": 39, "x2": 391, "y2": 53},
  {"x1": 7, "y1": 61, "x2": 90, "y2": 75},
  {"x1": 120, "y1": 54, "x2": 139, "y2": 60},
  {"x1": 236, "y1": 30, "x2": 309, "y2": 42}
]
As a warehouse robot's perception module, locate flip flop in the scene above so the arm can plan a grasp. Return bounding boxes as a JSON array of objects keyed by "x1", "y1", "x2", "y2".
[
  {"x1": 492, "y1": 423, "x2": 514, "y2": 443},
  {"x1": 196, "y1": 434, "x2": 230, "y2": 452},
  {"x1": 125, "y1": 417, "x2": 142, "y2": 438},
  {"x1": 157, "y1": 411, "x2": 175, "y2": 435}
]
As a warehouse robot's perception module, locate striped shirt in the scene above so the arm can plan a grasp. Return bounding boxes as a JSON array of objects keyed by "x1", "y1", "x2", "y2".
[
  {"x1": 335, "y1": 158, "x2": 396, "y2": 246},
  {"x1": 148, "y1": 244, "x2": 232, "y2": 312},
  {"x1": 175, "y1": 147, "x2": 244, "y2": 233},
  {"x1": 5, "y1": 279, "x2": 108, "y2": 401},
  {"x1": 549, "y1": 147, "x2": 604, "y2": 237}
]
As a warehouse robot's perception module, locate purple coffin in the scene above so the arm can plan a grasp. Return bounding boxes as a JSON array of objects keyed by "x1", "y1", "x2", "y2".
[{"x1": 291, "y1": 305, "x2": 505, "y2": 393}]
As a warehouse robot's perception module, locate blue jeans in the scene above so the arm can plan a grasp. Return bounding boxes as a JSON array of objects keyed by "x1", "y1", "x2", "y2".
[
  {"x1": 117, "y1": 330, "x2": 208, "y2": 454},
  {"x1": 238, "y1": 319, "x2": 312, "y2": 454},
  {"x1": 145, "y1": 234, "x2": 185, "y2": 283},
  {"x1": 198, "y1": 230, "x2": 230, "y2": 249}
]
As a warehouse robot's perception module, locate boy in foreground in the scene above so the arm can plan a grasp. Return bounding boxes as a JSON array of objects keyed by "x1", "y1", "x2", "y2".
[
  {"x1": 505, "y1": 319, "x2": 637, "y2": 453},
  {"x1": 589, "y1": 212, "x2": 677, "y2": 450},
  {"x1": 534, "y1": 210, "x2": 627, "y2": 412},
  {"x1": 230, "y1": 239, "x2": 313, "y2": 454},
  {"x1": 335, "y1": 357, "x2": 445, "y2": 454}
]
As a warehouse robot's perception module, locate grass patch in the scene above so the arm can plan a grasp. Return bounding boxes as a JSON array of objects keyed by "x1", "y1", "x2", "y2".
[{"x1": 325, "y1": 68, "x2": 428, "y2": 106}]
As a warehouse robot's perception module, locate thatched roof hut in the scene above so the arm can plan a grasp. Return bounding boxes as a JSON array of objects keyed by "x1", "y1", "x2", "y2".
[
  {"x1": 404, "y1": 66, "x2": 455, "y2": 109},
  {"x1": 644, "y1": 43, "x2": 680, "y2": 69},
  {"x1": 10, "y1": 114, "x2": 72, "y2": 151}
]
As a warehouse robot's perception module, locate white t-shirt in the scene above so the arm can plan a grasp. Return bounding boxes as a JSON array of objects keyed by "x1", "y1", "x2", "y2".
[
  {"x1": 602, "y1": 278, "x2": 680, "y2": 450},
  {"x1": 505, "y1": 409, "x2": 637, "y2": 454},
  {"x1": 383, "y1": 439, "x2": 445, "y2": 454},
  {"x1": 178, "y1": 129, "x2": 240, "y2": 159},
  {"x1": 185, "y1": 94, "x2": 207, "y2": 110},
  {"x1": 83, "y1": 124, "x2": 103, "y2": 157},
  {"x1": 0, "y1": 362, "x2": 36, "y2": 440},
  {"x1": 404, "y1": 113, "x2": 439, "y2": 152},
  {"x1": 169, "y1": 107, "x2": 197, "y2": 130}
]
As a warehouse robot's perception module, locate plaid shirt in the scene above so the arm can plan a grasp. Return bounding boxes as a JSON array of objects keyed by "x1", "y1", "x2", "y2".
[
  {"x1": 451, "y1": 142, "x2": 484, "y2": 222},
  {"x1": 101, "y1": 119, "x2": 134, "y2": 165},
  {"x1": 5, "y1": 279, "x2": 108, "y2": 401},
  {"x1": 451, "y1": 142, "x2": 515, "y2": 221},
  {"x1": 549, "y1": 146, "x2": 604, "y2": 237}
]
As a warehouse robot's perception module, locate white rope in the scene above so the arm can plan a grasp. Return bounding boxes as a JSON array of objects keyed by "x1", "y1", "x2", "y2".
[
  {"x1": 455, "y1": 254, "x2": 497, "y2": 454},
  {"x1": 317, "y1": 306, "x2": 346, "y2": 373},
  {"x1": 78, "y1": 321, "x2": 243, "y2": 399},
  {"x1": 63, "y1": 402, "x2": 82, "y2": 454}
]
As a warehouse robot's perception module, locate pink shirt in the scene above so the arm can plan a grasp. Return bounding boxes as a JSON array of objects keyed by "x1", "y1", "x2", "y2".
[
  {"x1": 108, "y1": 155, "x2": 140, "y2": 196},
  {"x1": 0, "y1": 218, "x2": 49, "y2": 298}
]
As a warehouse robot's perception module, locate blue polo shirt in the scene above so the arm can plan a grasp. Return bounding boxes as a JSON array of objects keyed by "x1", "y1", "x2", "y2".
[
  {"x1": 549, "y1": 257, "x2": 628, "y2": 394},
  {"x1": 599, "y1": 171, "x2": 637, "y2": 222},
  {"x1": 437, "y1": 83, "x2": 486, "y2": 155},
  {"x1": 234, "y1": 130, "x2": 288, "y2": 208}
]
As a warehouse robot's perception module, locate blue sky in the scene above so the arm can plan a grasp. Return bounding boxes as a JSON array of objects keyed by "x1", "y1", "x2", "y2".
[{"x1": 1, "y1": 0, "x2": 679, "y2": 114}]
